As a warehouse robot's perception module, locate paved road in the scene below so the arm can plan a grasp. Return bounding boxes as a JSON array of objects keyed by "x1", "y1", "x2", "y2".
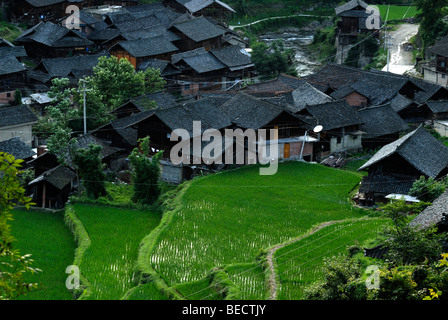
[{"x1": 382, "y1": 23, "x2": 419, "y2": 75}]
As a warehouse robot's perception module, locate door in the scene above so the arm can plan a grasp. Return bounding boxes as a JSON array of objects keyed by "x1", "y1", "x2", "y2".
[{"x1": 284, "y1": 143, "x2": 290, "y2": 159}]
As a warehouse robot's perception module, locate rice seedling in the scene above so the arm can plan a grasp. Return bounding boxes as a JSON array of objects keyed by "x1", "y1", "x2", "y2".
[
  {"x1": 72, "y1": 204, "x2": 161, "y2": 300},
  {"x1": 10, "y1": 209, "x2": 76, "y2": 300},
  {"x1": 150, "y1": 162, "x2": 368, "y2": 291}
]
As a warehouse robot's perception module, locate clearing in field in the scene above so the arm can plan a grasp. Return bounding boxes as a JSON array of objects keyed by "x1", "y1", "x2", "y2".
[
  {"x1": 150, "y1": 161, "x2": 371, "y2": 299},
  {"x1": 10, "y1": 209, "x2": 77, "y2": 300}
]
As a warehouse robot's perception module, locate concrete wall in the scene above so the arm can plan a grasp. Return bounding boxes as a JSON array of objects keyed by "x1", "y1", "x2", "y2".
[
  {"x1": 0, "y1": 123, "x2": 34, "y2": 146},
  {"x1": 330, "y1": 134, "x2": 362, "y2": 153},
  {"x1": 434, "y1": 121, "x2": 448, "y2": 138},
  {"x1": 159, "y1": 161, "x2": 183, "y2": 184},
  {"x1": 424, "y1": 67, "x2": 448, "y2": 87}
]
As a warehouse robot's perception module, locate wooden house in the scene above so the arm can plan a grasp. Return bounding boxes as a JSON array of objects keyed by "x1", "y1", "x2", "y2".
[
  {"x1": 423, "y1": 35, "x2": 448, "y2": 87},
  {"x1": 335, "y1": 0, "x2": 381, "y2": 45},
  {"x1": 163, "y1": 0, "x2": 235, "y2": 21},
  {"x1": 14, "y1": 21, "x2": 94, "y2": 58},
  {"x1": 169, "y1": 16, "x2": 227, "y2": 52},
  {"x1": 357, "y1": 104, "x2": 410, "y2": 151},
  {"x1": 0, "y1": 56, "x2": 27, "y2": 105},
  {"x1": 409, "y1": 192, "x2": 448, "y2": 233},
  {"x1": 110, "y1": 35, "x2": 179, "y2": 68},
  {"x1": 357, "y1": 126, "x2": 448, "y2": 205},
  {"x1": 295, "y1": 99, "x2": 364, "y2": 159}
]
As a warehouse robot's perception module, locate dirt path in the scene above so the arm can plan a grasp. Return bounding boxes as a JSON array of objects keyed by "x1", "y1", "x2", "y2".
[
  {"x1": 382, "y1": 23, "x2": 419, "y2": 75},
  {"x1": 266, "y1": 220, "x2": 344, "y2": 300}
]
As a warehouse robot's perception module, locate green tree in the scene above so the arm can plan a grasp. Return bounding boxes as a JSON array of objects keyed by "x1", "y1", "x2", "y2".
[
  {"x1": 0, "y1": 152, "x2": 39, "y2": 300},
  {"x1": 414, "y1": 0, "x2": 448, "y2": 50},
  {"x1": 43, "y1": 78, "x2": 77, "y2": 161},
  {"x1": 408, "y1": 176, "x2": 447, "y2": 203},
  {"x1": 72, "y1": 144, "x2": 107, "y2": 199},
  {"x1": 251, "y1": 40, "x2": 297, "y2": 79},
  {"x1": 85, "y1": 56, "x2": 165, "y2": 109},
  {"x1": 129, "y1": 137, "x2": 163, "y2": 205},
  {"x1": 13, "y1": 89, "x2": 22, "y2": 106}
]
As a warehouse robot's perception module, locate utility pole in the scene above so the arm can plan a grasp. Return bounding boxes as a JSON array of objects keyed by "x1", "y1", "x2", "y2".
[{"x1": 78, "y1": 79, "x2": 90, "y2": 135}]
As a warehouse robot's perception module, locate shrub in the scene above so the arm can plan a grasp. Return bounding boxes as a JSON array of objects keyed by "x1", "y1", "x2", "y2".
[{"x1": 409, "y1": 176, "x2": 447, "y2": 203}]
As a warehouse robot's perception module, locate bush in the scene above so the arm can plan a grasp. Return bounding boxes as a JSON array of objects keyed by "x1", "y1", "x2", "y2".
[{"x1": 409, "y1": 176, "x2": 447, "y2": 203}]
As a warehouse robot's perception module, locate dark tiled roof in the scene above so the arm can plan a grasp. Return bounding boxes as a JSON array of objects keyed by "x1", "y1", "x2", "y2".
[
  {"x1": 25, "y1": 0, "x2": 64, "y2": 7},
  {"x1": 87, "y1": 28, "x2": 122, "y2": 42},
  {"x1": 389, "y1": 93, "x2": 414, "y2": 113},
  {"x1": 15, "y1": 21, "x2": 93, "y2": 48},
  {"x1": 36, "y1": 53, "x2": 107, "y2": 78},
  {"x1": 359, "y1": 126, "x2": 448, "y2": 178},
  {"x1": 424, "y1": 101, "x2": 448, "y2": 114},
  {"x1": 171, "y1": 47, "x2": 207, "y2": 64},
  {"x1": 122, "y1": 26, "x2": 180, "y2": 42},
  {"x1": 303, "y1": 100, "x2": 363, "y2": 131},
  {"x1": 0, "y1": 105, "x2": 38, "y2": 128},
  {"x1": 358, "y1": 104, "x2": 409, "y2": 139},
  {"x1": 114, "y1": 35, "x2": 178, "y2": 58},
  {"x1": 171, "y1": 16, "x2": 226, "y2": 42},
  {"x1": 335, "y1": 0, "x2": 369, "y2": 15},
  {"x1": 28, "y1": 164, "x2": 75, "y2": 190},
  {"x1": 180, "y1": 51, "x2": 226, "y2": 73},
  {"x1": 217, "y1": 93, "x2": 286, "y2": 129},
  {"x1": 184, "y1": 0, "x2": 235, "y2": 14},
  {"x1": 0, "y1": 46, "x2": 27, "y2": 58},
  {"x1": 428, "y1": 35, "x2": 448, "y2": 57},
  {"x1": 133, "y1": 92, "x2": 179, "y2": 110},
  {"x1": 409, "y1": 192, "x2": 448, "y2": 230},
  {"x1": 0, "y1": 55, "x2": 26, "y2": 76},
  {"x1": 289, "y1": 81, "x2": 334, "y2": 112},
  {"x1": 0, "y1": 137, "x2": 36, "y2": 159},
  {"x1": 138, "y1": 59, "x2": 181, "y2": 76},
  {"x1": 210, "y1": 45, "x2": 253, "y2": 70}
]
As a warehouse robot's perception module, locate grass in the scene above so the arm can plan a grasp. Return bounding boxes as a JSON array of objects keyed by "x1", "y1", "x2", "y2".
[
  {"x1": 10, "y1": 209, "x2": 77, "y2": 300},
  {"x1": 377, "y1": 5, "x2": 420, "y2": 23},
  {"x1": 150, "y1": 162, "x2": 368, "y2": 292},
  {"x1": 71, "y1": 203, "x2": 162, "y2": 300},
  {"x1": 275, "y1": 218, "x2": 389, "y2": 300},
  {"x1": 0, "y1": 21, "x2": 23, "y2": 42}
]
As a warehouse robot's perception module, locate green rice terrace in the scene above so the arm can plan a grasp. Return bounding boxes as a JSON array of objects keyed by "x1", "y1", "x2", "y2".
[{"x1": 11, "y1": 161, "x2": 388, "y2": 300}]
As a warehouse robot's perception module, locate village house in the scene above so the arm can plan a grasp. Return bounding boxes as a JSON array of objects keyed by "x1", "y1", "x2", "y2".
[
  {"x1": 357, "y1": 104, "x2": 410, "y2": 151},
  {"x1": 110, "y1": 35, "x2": 179, "y2": 68},
  {"x1": 163, "y1": 0, "x2": 235, "y2": 21},
  {"x1": 0, "y1": 56, "x2": 27, "y2": 105},
  {"x1": 295, "y1": 99, "x2": 364, "y2": 159},
  {"x1": 357, "y1": 126, "x2": 448, "y2": 205},
  {"x1": 334, "y1": 0, "x2": 381, "y2": 63},
  {"x1": 14, "y1": 21, "x2": 94, "y2": 58},
  {"x1": 0, "y1": 37, "x2": 27, "y2": 62},
  {"x1": 0, "y1": 105, "x2": 38, "y2": 146},
  {"x1": 422, "y1": 34, "x2": 448, "y2": 87},
  {"x1": 409, "y1": 191, "x2": 448, "y2": 233}
]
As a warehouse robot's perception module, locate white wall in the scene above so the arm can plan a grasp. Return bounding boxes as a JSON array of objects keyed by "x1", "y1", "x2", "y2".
[{"x1": 0, "y1": 123, "x2": 34, "y2": 146}]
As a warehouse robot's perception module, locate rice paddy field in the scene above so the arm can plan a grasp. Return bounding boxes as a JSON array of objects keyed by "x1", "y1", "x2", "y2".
[
  {"x1": 71, "y1": 204, "x2": 161, "y2": 300},
  {"x1": 10, "y1": 209, "x2": 77, "y2": 300},
  {"x1": 275, "y1": 218, "x2": 389, "y2": 300},
  {"x1": 149, "y1": 161, "x2": 374, "y2": 299},
  {"x1": 377, "y1": 5, "x2": 420, "y2": 22}
]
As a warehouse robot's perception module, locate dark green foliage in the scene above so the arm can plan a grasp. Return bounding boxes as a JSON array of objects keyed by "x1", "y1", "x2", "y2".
[
  {"x1": 409, "y1": 176, "x2": 447, "y2": 203},
  {"x1": 73, "y1": 144, "x2": 107, "y2": 199},
  {"x1": 129, "y1": 137, "x2": 163, "y2": 205},
  {"x1": 13, "y1": 89, "x2": 22, "y2": 106},
  {"x1": 251, "y1": 39, "x2": 297, "y2": 78},
  {"x1": 0, "y1": 152, "x2": 38, "y2": 300},
  {"x1": 414, "y1": 0, "x2": 448, "y2": 50}
]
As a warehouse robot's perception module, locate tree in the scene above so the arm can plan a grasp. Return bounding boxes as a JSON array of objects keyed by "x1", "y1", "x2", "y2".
[
  {"x1": 44, "y1": 78, "x2": 77, "y2": 161},
  {"x1": 0, "y1": 152, "x2": 39, "y2": 300},
  {"x1": 85, "y1": 56, "x2": 165, "y2": 109},
  {"x1": 251, "y1": 40, "x2": 297, "y2": 79},
  {"x1": 414, "y1": 0, "x2": 448, "y2": 50},
  {"x1": 128, "y1": 137, "x2": 163, "y2": 205},
  {"x1": 408, "y1": 176, "x2": 447, "y2": 203},
  {"x1": 72, "y1": 144, "x2": 107, "y2": 199},
  {"x1": 13, "y1": 89, "x2": 22, "y2": 106}
]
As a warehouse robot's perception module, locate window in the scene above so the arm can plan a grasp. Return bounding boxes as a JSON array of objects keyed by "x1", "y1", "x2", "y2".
[
  {"x1": 6, "y1": 92, "x2": 11, "y2": 98},
  {"x1": 442, "y1": 61, "x2": 446, "y2": 68},
  {"x1": 442, "y1": 74, "x2": 446, "y2": 79},
  {"x1": 336, "y1": 136, "x2": 342, "y2": 144}
]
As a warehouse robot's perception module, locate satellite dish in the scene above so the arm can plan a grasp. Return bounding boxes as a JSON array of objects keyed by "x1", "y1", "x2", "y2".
[{"x1": 313, "y1": 125, "x2": 323, "y2": 133}]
